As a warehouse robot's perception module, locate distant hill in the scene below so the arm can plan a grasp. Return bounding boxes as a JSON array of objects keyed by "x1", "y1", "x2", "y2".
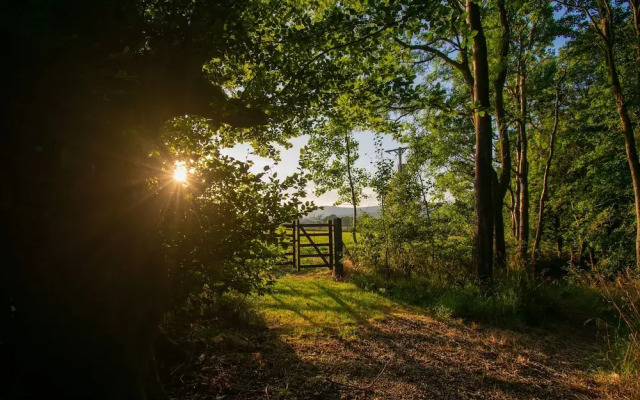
[{"x1": 303, "y1": 205, "x2": 380, "y2": 220}]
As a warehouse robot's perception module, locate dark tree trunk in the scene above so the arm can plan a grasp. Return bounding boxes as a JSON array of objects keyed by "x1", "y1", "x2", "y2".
[
  {"x1": 468, "y1": 0, "x2": 494, "y2": 282},
  {"x1": 493, "y1": 0, "x2": 511, "y2": 270},
  {"x1": 517, "y1": 71, "x2": 530, "y2": 261},
  {"x1": 0, "y1": 3, "x2": 267, "y2": 397},
  {"x1": 630, "y1": 0, "x2": 640, "y2": 100},
  {"x1": 344, "y1": 133, "x2": 358, "y2": 245},
  {"x1": 514, "y1": 138, "x2": 522, "y2": 242}
]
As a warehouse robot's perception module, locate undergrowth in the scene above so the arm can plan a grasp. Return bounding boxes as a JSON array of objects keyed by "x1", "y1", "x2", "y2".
[
  {"x1": 350, "y1": 266, "x2": 640, "y2": 394},
  {"x1": 572, "y1": 269, "x2": 640, "y2": 391},
  {"x1": 351, "y1": 270, "x2": 577, "y2": 327}
]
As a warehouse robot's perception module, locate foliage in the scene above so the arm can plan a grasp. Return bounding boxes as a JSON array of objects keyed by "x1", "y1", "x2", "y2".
[
  {"x1": 541, "y1": 37, "x2": 636, "y2": 272},
  {"x1": 302, "y1": 117, "x2": 370, "y2": 222},
  {"x1": 352, "y1": 134, "x2": 473, "y2": 279},
  {"x1": 158, "y1": 117, "x2": 316, "y2": 312}
]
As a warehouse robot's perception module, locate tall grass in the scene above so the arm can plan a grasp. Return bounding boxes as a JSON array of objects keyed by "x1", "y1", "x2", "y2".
[
  {"x1": 587, "y1": 269, "x2": 640, "y2": 386},
  {"x1": 350, "y1": 269, "x2": 573, "y2": 327}
]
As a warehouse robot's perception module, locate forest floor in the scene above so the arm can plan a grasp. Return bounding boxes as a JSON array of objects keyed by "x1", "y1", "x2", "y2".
[{"x1": 166, "y1": 269, "x2": 633, "y2": 400}]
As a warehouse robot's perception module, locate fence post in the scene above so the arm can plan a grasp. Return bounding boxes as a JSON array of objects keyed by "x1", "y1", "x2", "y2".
[
  {"x1": 295, "y1": 220, "x2": 301, "y2": 272},
  {"x1": 333, "y1": 217, "x2": 343, "y2": 278},
  {"x1": 328, "y1": 219, "x2": 334, "y2": 270}
]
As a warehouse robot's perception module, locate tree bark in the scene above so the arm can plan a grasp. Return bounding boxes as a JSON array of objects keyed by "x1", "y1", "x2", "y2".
[
  {"x1": 517, "y1": 70, "x2": 530, "y2": 261},
  {"x1": 509, "y1": 186, "x2": 518, "y2": 237},
  {"x1": 493, "y1": 171, "x2": 507, "y2": 269},
  {"x1": 630, "y1": 0, "x2": 640, "y2": 99},
  {"x1": 514, "y1": 125, "x2": 522, "y2": 242},
  {"x1": 344, "y1": 132, "x2": 358, "y2": 245},
  {"x1": 493, "y1": 0, "x2": 511, "y2": 270},
  {"x1": 468, "y1": 0, "x2": 494, "y2": 282},
  {"x1": 531, "y1": 77, "x2": 563, "y2": 273}
]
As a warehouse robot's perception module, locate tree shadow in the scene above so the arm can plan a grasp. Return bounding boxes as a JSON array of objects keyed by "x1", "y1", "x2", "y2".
[
  {"x1": 262, "y1": 273, "x2": 610, "y2": 399},
  {"x1": 166, "y1": 272, "x2": 615, "y2": 399},
  {"x1": 163, "y1": 306, "x2": 341, "y2": 400}
]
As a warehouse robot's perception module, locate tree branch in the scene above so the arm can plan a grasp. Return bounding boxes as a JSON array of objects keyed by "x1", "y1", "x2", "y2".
[
  {"x1": 394, "y1": 37, "x2": 474, "y2": 89},
  {"x1": 279, "y1": 21, "x2": 399, "y2": 97}
]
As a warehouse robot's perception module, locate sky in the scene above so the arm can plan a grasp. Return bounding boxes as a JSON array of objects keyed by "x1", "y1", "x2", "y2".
[{"x1": 220, "y1": 132, "x2": 400, "y2": 207}]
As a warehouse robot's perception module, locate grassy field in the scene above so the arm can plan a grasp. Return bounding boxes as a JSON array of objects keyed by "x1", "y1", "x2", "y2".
[{"x1": 168, "y1": 269, "x2": 632, "y2": 400}]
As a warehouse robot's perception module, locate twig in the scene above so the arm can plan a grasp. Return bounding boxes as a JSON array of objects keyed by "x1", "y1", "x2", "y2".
[
  {"x1": 328, "y1": 354, "x2": 396, "y2": 393},
  {"x1": 363, "y1": 356, "x2": 394, "y2": 390}
]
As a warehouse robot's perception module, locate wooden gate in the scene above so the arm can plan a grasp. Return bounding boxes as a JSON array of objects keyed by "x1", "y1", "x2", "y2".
[{"x1": 280, "y1": 218, "x2": 343, "y2": 276}]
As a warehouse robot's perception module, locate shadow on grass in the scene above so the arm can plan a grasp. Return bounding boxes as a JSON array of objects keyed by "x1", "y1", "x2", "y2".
[
  {"x1": 164, "y1": 301, "x2": 342, "y2": 400},
  {"x1": 247, "y1": 270, "x2": 613, "y2": 399}
]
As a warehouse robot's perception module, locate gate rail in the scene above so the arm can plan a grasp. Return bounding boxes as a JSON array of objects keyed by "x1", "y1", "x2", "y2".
[{"x1": 279, "y1": 218, "x2": 343, "y2": 277}]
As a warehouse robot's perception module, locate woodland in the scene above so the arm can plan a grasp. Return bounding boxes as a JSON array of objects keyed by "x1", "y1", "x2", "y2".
[{"x1": 2, "y1": 0, "x2": 640, "y2": 399}]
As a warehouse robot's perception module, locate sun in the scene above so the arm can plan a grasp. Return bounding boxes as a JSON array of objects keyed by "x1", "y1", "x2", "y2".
[{"x1": 173, "y1": 162, "x2": 188, "y2": 182}]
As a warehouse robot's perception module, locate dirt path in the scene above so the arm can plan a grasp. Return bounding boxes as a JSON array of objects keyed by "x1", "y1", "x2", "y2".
[{"x1": 167, "y1": 271, "x2": 629, "y2": 399}]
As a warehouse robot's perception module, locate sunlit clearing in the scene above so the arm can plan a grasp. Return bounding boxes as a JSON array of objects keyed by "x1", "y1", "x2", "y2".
[{"x1": 174, "y1": 162, "x2": 188, "y2": 182}]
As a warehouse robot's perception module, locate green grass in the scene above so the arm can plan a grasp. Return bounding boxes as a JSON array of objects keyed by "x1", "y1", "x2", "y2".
[
  {"x1": 252, "y1": 269, "x2": 395, "y2": 338},
  {"x1": 348, "y1": 271, "x2": 593, "y2": 328}
]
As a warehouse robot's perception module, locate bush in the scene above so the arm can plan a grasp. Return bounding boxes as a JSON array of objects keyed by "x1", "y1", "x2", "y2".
[{"x1": 158, "y1": 117, "x2": 315, "y2": 309}]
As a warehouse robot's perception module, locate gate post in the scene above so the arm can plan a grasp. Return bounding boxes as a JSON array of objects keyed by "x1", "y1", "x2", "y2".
[
  {"x1": 295, "y1": 220, "x2": 301, "y2": 272},
  {"x1": 333, "y1": 217, "x2": 343, "y2": 278},
  {"x1": 328, "y1": 219, "x2": 334, "y2": 270}
]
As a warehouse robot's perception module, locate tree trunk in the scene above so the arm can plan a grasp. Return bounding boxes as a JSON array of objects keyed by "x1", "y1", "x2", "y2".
[
  {"x1": 493, "y1": 0, "x2": 511, "y2": 270},
  {"x1": 598, "y1": 0, "x2": 640, "y2": 269},
  {"x1": 468, "y1": 0, "x2": 494, "y2": 282},
  {"x1": 417, "y1": 172, "x2": 432, "y2": 225},
  {"x1": 517, "y1": 70, "x2": 530, "y2": 261},
  {"x1": 531, "y1": 79, "x2": 562, "y2": 273},
  {"x1": 417, "y1": 172, "x2": 436, "y2": 263},
  {"x1": 380, "y1": 195, "x2": 392, "y2": 279},
  {"x1": 344, "y1": 132, "x2": 358, "y2": 245},
  {"x1": 493, "y1": 171, "x2": 507, "y2": 270},
  {"x1": 509, "y1": 186, "x2": 517, "y2": 237},
  {"x1": 514, "y1": 136, "x2": 521, "y2": 241},
  {"x1": 630, "y1": 0, "x2": 640, "y2": 100}
]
